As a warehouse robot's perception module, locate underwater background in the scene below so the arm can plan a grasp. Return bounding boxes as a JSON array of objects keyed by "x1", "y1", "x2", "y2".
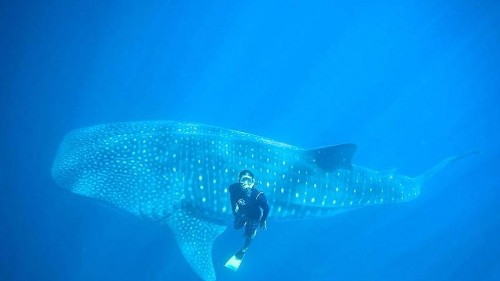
[{"x1": 2, "y1": 0, "x2": 499, "y2": 280}]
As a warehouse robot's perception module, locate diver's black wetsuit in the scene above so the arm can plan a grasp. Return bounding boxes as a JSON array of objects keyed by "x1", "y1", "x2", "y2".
[{"x1": 229, "y1": 183, "x2": 269, "y2": 238}]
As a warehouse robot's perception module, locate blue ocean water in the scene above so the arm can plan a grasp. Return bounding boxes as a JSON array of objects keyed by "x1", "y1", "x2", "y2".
[{"x1": 1, "y1": 0, "x2": 499, "y2": 280}]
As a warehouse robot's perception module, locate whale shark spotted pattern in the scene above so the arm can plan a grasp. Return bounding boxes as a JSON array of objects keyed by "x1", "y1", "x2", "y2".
[{"x1": 51, "y1": 121, "x2": 473, "y2": 281}]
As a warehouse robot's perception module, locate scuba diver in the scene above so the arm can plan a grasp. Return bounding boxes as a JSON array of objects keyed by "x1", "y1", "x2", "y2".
[{"x1": 225, "y1": 170, "x2": 270, "y2": 271}]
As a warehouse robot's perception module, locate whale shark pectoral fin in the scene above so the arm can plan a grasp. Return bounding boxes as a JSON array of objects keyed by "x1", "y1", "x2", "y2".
[
  {"x1": 166, "y1": 209, "x2": 226, "y2": 281},
  {"x1": 305, "y1": 143, "x2": 357, "y2": 171}
]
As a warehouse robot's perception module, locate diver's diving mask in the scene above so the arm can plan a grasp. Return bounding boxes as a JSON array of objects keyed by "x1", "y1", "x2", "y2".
[{"x1": 239, "y1": 176, "x2": 255, "y2": 189}]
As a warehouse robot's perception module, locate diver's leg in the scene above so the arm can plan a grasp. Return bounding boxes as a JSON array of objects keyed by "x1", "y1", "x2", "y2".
[
  {"x1": 235, "y1": 237, "x2": 253, "y2": 259},
  {"x1": 235, "y1": 220, "x2": 258, "y2": 259},
  {"x1": 234, "y1": 213, "x2": 246, "y2": 230},
  {"x1": 241, "y1": 236, "x2": 253, "y2": 251}
]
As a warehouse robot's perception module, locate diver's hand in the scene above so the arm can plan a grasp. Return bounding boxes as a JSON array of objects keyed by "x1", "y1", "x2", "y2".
[{"x1": 260, "y1": 220, "x2": 267, "y2": 230}]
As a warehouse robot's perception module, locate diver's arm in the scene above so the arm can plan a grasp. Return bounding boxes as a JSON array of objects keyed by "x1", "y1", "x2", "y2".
[
  {"x1": 229, "y1": 185, "x2": 238, "y2": 215},
  {"x1": 258, "y1": 193, "x2": 270, "y2": 223}
]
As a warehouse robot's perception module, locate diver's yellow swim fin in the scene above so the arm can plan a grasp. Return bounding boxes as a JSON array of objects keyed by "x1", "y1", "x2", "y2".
[{"x1": 224, "y1": 254, "x2": 243, "y2": 271}]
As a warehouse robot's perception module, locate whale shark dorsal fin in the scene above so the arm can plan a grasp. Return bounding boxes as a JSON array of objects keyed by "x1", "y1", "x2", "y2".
[
  {"x1": 305, "y1": 143, "x2": 357, "y2": 171},
  {"x1": 166, "y1": 208, "x2": 226, "y2": 281}
]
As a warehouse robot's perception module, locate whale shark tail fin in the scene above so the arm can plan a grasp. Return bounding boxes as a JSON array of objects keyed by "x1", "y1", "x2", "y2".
[{"x1": 417, "y1": 150, "x2": 480, "y2": 183}]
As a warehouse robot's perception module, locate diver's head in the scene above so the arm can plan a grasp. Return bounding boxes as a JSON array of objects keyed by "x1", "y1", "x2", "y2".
[{"x1": 238, "y1": 170, "x2": 255, "y2": 189}]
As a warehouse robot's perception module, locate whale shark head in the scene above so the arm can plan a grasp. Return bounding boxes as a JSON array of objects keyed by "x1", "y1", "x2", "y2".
[
  {"x1": 52, "y1": 128, "x2": 95, "y2": 195},
  {"x1": 52, "y1": 123, "x2": 176, "y2": 222}
]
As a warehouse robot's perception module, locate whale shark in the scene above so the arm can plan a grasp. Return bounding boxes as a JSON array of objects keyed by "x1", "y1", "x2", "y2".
[{"x1": 51, "y1": 121, "x2": 474, "y2": 281}]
